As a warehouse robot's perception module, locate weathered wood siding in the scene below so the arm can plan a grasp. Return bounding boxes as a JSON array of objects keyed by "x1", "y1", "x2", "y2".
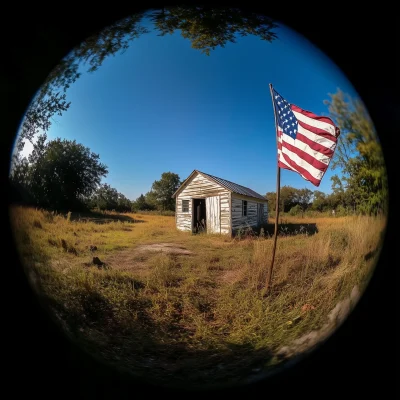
[
  {"x1": 264, "y1": 202, "x2": 268, "y2": 222},
  {"x1": 175, "y1": 196, "x2": 192, "y2": 232},
  {"x1": 176, "y1": 172, "x2": 231, "y2": 234},
  {"x1": 206, "y1": 196, "x2": 220, "y2": 233},
  {"x1": 231, "y1": 194, "x2": 268, "y2": 231}
]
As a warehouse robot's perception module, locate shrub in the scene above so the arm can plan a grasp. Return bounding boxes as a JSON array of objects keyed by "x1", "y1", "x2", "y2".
[{"x1": 289, "y1": 205, "x2": 302, "y2": 216}]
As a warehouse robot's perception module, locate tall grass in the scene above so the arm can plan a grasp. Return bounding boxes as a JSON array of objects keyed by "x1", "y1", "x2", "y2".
[{"x1": 9, "y1": 206, "x2": 386, "y2": 388}]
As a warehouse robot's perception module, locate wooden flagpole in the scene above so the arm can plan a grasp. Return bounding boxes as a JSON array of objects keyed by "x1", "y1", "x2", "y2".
[{"x1": 266, "y1": 83, "x2": 281, "y2": 292}]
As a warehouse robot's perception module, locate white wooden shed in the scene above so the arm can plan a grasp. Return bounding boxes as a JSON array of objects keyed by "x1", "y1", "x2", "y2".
[{"x1": 172, "y1": 170, "x2": 268, "y2": 235}]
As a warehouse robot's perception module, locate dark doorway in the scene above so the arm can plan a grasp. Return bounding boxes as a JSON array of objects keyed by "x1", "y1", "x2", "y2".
[{"x1": 192, "y1": 198, "x2": 206, "y2": 233}]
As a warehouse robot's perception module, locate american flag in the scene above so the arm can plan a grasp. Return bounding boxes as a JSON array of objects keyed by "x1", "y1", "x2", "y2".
[{"x1": 272, "y1": 87, "x2": 340, "y2": 187}]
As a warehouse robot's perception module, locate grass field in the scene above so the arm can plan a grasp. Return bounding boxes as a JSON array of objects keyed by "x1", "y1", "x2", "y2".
[{"x1": 9, "y1": 206, "x2": 386, "y2": 389}]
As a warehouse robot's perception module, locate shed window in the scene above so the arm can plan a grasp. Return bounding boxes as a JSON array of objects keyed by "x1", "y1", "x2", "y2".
[
  {"x1": 182, "y1": 200, "x2": 189, "y2": 212},
  {"x1": 242, "y1": 200, "x2": 247, "y2": 217}
]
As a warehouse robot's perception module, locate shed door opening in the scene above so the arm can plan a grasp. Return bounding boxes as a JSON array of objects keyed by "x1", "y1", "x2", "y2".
[
  {"x1": 257, "y1": 203, "x2": 264, "y2": 225},
  {"x1": 206, "y1": 196, "x2": 221, "y2": 234},
  {"x1": 193, "y1": 199, "x2": 206, "y2": 233}
]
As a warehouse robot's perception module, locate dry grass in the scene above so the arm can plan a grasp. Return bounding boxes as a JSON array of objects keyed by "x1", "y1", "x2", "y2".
[{"x1": 9, "y1": 206, "x2": 386, "y2": 388}]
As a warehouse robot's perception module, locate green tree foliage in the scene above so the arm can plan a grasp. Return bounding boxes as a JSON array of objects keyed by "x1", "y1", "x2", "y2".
[
  {"x1": 14, "y1": 7, "x2": 277, "y2": 156},
  {"x1": 267, "y1": 186, "x2": 313, "y2": 214},
  {"x1": 131, "y1": 194, "x2": 156, "y2": 211},
  {"x1": 15, "y1": 14, "x2": 149, "y2": 154},
  {"x1": 151, "y1": 6, "x2": 277, "y2": 56},
  {"x1": 87, "y1": 184, "x2": 132, "y2": 212},
  {"x1": 10, "y1": 135, "x2": 108, "y2": 210},
  {"x1": 289, "y1": 204, "x2": 302, "y2": 216},
  {"x1": 265, "y1": 191, "x2": 276, "y2": 212},
  {"x1": 324, "y1": 90, "x2": 388, "y2": 215},
  {"x1": 148, "y1": 172, "x2": 181, "y2": 211},
  {"x1": 294, "y1": 188, "x2": 313, "y2": 217},
  {"x1": 143, "y1": 190, "x2": 159, "y2": 210},
  {"x1": 280, "y1": 186, "x2": 297, "y2": 212},
  {"x1": 94, "y1": 184, "x2": 119, "y2": 211},
  {"x1": 311, "y1": 190, "x2": 327, "y2": 212}
]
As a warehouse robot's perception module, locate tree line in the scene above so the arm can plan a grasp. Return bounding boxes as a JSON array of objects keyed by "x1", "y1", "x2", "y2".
[
  {"x1": 10, "y1": 87, "x2": 388, "y2": 216},
  {"x1": 9, "y1": 4, "x2": 387, "y2": 216},
  {"x1": 10, "y1": 134, "x2": 181, "y2": 213},
  {"x1": 266, "y1": 90, "x2": 388, "y2": 217}
]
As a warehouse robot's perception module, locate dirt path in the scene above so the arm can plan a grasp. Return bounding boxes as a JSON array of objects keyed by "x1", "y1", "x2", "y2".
[{"x1": 103, "y1": 243, "x2": 193, "y2": 276}]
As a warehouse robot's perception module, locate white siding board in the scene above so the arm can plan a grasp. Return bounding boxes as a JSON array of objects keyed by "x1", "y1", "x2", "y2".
[
  {"x1": 206, "y1": 196, "x2": 221, "y2": 233},
  {"x1": 174, "y1": 172, "x2": 267, "y2": 235},
  {"x1": 231, "y1": 195, "x2": 268, "y2": 230}
]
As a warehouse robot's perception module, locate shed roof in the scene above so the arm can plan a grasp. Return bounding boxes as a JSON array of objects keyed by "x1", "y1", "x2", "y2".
[{"x1": 173, "y1": 170, "x2": 267, "y2": 201}]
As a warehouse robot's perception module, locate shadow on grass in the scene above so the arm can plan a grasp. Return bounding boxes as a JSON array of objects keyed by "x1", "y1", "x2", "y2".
[
  {"x1": 17, "y1": 226, "x2": 277, "y2": 391},
  {"x1": 68, "y1": 211, "x2": 145, "y2": 224},
  {"x1": 264, "y1": 222, "x2": 318, "y2": 236},
  {"x1": 233, "y1": 223, "x2": 318, "y2": 238}
]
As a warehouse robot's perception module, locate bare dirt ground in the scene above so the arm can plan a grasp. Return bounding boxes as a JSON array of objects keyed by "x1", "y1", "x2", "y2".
[
  {"x1": 136, "y1": 243, "x2": 193, "y2": 255},
  {"x1": 103, "y1": 243, "x2": 193, "y2": 276}
]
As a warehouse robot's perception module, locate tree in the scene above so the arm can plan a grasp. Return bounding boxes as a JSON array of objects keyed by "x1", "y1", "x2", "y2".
[
  {"x1": 294, "y1": 188, "x2": 313, "y2": 217},
  {"x1": 324, "y1": 90, "x2": 388, "y2": 215},
  {"x1": 116, "y1": 193, "x2": 132, "y2": 212},
  {"x1": 280, "y1": 186, "x2": 297, "y2": 212},
  {"x1": 144, "y1": 190, "x2": 159, "y2": 210},
  {"x1": 12, "y1": 136, "x2": 108, "y2": 210},
  {"x1": 90, "y1": 184, "x2": 118, "y2": 211},
  {"x1": 265, "y1": 191, "x2": 276, "y2": 212},
  {"x1": 132, "y1": 194, "x2": 155, "y2": 211},
  {"x1": 151, "y1": 6, "x2": 277, "y2": 56},
  {"x1": 149, "y1": 172, "x2": 181, "y2": 211},
  {"x1": 15, "y1": 7, "x2": 278, "y2": 155},
  {"x1": 311, "y1": 190, "x2": 327, "y2": 212},
  {"x1": 16, "y1": 14, "x2": 149, "y2": 154},
  {"x1": 86, "y1": 184, "x2": 132, "y2": 212}
]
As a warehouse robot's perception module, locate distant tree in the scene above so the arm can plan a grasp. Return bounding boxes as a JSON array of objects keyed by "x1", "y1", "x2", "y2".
[
  {"x1": 144, "y1": 190, "x2": 159, "y2": 210},
  {"x1": 324, "y1": 89, "x2": 388, "y2": 215},
  {"x1": 132, "y1": 193, "x2": 155, "y2": 211},
  {"x1": 149, "y1": 172, "x2": 181, "y2": 211},
  {"x1": 265, "y1": 191, "x2": 276, "y2": 212},
  {"x1": 325, "y1": 191, "x2": 342, "y2": 211},
  {"x1": 116, "y1": 193, "x2": 132, "y2": 212},
  {"x1": 87, "y1": 184, "x2": 132, "y2": 212},
  {"x1": 12, "y1": 135, "x2": 108, "y2": 210},
  {"x1": 280, "y1": 186, "x2": 297, "y2": 212},
  {"x1": 135, "y1": 194, "x2": 147, "y2": 210},
  {"x1": 289, "y1": 204, "x2": 302, "y2": 216},
  {"x1": 294, "y1": 188, "x2": 313, "y2": 217},
  {"x1": 311, "y1": 190, "x2": 327, "y2": 212}
]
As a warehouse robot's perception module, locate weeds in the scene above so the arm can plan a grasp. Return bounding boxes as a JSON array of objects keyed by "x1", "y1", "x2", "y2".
[{"x1": 8, "y1": 206, "x2": 386, "y2": 388}]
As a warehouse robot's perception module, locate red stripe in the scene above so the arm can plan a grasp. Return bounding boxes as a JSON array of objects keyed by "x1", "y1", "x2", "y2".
[
  {"x1": 280, "y1": 140, "x2": 328, "y2": 171},
  {"x1": 295, "y1": 132, "x2": 335, "y2": 157},
  {"x1": 279, "y1": 153, "x2": 321, "y2": 186},
  {"x1": 278, "y1": 160, "x2": 293, "y2": 171},
  {"x1": 298, "y1": 120, "x2": 338, "y2": 143},
  {"x1": 278, "y1": 128, "x2": 333, "y2": 168},
  {"x1": 291, "y1": 105, "x2": 336, "y2": 126}
]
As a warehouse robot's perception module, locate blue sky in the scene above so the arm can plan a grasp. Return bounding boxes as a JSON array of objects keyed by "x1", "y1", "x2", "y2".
[{"x1": 19, "y1": 15, "x2": 359, "y2": 201}]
